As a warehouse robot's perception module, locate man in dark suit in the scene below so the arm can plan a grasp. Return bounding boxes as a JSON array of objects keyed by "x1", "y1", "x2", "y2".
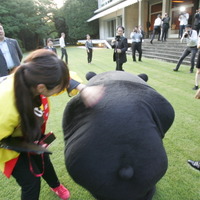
[
  {"x1": 0, "y1": 23, "x2": 23, "y2": 77},
  {"x1": 161, "y1": 13, "x2": 170, "y2": 42},
  {"x1": 194, "y1": 8, "x2": 200, "y2": 35},
  {"x1": 111, "y1": 26, "x2": 128, "y2": 71},
  {"x1": 44, "y1": 38, "x2": 57, "y2": 54}
]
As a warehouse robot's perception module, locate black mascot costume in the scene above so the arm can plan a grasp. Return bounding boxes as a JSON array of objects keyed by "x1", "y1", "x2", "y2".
[{"x1": 62, "y1": 71, "x2": 175, "y2": 200}]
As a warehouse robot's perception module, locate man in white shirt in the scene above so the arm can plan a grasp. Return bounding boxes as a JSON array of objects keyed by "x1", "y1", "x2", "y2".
[
  {"x1": 150, "y1": 14, "x2": 162, "y2": 44},
  {"x1": 178, "y1": 11, "x2": 189, "y2": 38},
  {"x1": 173, "y1": 24, "x2": 198, "y2": 73},
  {"x1": 59, "y1": 32, "x2": 68, "y2": 64}
]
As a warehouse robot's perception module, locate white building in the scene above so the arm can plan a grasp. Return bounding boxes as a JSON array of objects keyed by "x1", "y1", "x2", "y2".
[{"x1": 87, "y1": 0, "x2": 200, "y2": 40}]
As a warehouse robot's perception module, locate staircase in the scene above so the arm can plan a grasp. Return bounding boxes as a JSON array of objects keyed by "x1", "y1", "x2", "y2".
[{"x1": 127, "y1": 38, "x2": 199, "y2": 66}]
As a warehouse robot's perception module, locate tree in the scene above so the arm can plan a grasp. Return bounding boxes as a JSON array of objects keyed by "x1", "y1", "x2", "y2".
[
  {"x1": 55, "y1": 0, "x2": 98, "y2": 43},
  {"x1": 0, "y1": 0, "x2": 57, "y2": 50}
]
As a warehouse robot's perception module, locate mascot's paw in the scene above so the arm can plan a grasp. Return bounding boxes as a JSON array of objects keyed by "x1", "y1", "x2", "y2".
[
  {"x1": 118, "y1": 165, "x2": 134, "y2": 180},
  {"x1": 138, "y1": 73, "x2": 148, "y2": 82},
  {"x1": 86, "y1": 71, "x2": 97, "y2": 80}
]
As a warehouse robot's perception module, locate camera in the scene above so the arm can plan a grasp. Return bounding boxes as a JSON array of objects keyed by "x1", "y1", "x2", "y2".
[
  {"x1": 115, "y1": 35, "x2": 121, "y2": 41},
  {"x1": 184, "y1": 31, "x2": 190, "y2": 38}
]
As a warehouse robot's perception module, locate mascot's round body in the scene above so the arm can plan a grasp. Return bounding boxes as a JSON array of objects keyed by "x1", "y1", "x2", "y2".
[{"x1": 63, "y1": 71, "x2": 175, "y2": 200}]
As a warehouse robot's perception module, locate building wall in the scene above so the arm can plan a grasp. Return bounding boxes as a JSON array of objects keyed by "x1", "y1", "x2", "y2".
[
  {"x1": 125, "y1": 4, "x2": 138, "y2": 37},
  {"x1": 96, "y1": 0, "x2": 200, "y2": 40},
  {"x1": 99, "y1": 9, "x2": 123, "y2": 39}
]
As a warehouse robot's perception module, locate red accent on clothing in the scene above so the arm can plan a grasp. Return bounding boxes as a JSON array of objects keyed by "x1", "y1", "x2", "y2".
[
  {"x1": 40, "y1": 95, "x2": 50, "y2": 134},
  {"x1": 4, "y1": 157, "x2": 19, "y2": 178},
  {"x1": 3, "y1": 95, "x2": 50, "y2": 178}
]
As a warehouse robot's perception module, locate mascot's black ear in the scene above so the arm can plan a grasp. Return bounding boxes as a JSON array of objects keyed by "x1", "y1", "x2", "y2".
[
  {"x1": 137, "y1": 73, "x2": 148, "y2": 82},
  {"x1": 86, "y1": 71, "x2": 97, "y2": 81}
]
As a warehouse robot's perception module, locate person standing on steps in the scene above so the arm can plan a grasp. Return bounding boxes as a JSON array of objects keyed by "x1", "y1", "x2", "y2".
[
  {"x1": 130, "y1": 26, "x2": 143, "y2": 62},
  {"x1": 150, "y1": 14, "x2": 162, "y2": 44},
  {"x1": 173, "y1": 24, "x2": 198, "y2": 73},
  {"x1": 194, "y1": 8, "x2": 200, "y2": 35},
  {"x1": 178, "y1": 11, "x2": 189, "y2": 38},
  {"x1": 161, "y1": 13, "x2": 170, "y2": 42}
]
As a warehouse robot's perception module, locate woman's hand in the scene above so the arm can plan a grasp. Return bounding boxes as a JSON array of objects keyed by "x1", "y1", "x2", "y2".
[
  {"x1": 80, "y1": 85, "x2": 105, "y2": 107},
  {"x1": 116, "y1": 49, "x2": 122, "y2": 53}
]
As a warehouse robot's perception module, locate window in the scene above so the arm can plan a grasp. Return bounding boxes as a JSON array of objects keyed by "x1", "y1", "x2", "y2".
[
  {"x1": 108, "y1": 19, "x2": 116, "y2": 37},
  {"x1": 150, "y1": 3, "x2": 162, "y2": 30}
]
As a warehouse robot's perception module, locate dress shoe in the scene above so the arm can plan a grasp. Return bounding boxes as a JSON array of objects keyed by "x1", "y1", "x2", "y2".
[
  {"x1": 188, "y1": 160, "x2": 200, "y2": 171},
  {"x1": 138, "y1": 60, "x2": 142, "y2": 62},
  {"x1": 173, "y1": 69, "x2": 178, "y2": 72},
  {"x1": 192, "y1": 85, "x2": 199, "y2": 90},
  {"x1": 150, "y1": 41, "x2": 153, "y2": 44}
]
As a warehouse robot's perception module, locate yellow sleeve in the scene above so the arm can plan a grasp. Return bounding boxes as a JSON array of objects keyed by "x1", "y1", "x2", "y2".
[
  {"x1": 0, "y1": 76, "x2": 20, "y2": 168},
  {"x1": 0, "y1": 76, "x2": 21, "y2": 140}
]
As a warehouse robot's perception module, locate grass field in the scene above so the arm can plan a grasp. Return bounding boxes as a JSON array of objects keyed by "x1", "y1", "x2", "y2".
[{"x1": 0, "y1": 46, "x2": 200, "y2": 200}]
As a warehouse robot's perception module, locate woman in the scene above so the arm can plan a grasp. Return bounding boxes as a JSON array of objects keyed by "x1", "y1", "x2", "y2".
[
  {"x1": 0, "y1": 49, "x2": 104, "y2": 200},
  {"x1": 111, "y1": 26, "x2": 128, "y2": 71},
  {"x1": 85, "y1": 34, "x2": 93, "y2": 64}
]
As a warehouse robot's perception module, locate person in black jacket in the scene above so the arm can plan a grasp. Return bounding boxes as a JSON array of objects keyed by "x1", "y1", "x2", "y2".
[
  {"x1": 161, "y1": 13, "x2": 170, "y2": 42},
  {"x1": 0, "y1": 23, "x2": 23, "y2": 77},
  {"x1": 194, "y1": 8, "x2": 200, "y2": 35},
  {"x1": 44, "y1": 38, "x2": 57, "y2": 54},
  {"x1": 111, "y1": 26, "x2": 128, "y2": 71}
]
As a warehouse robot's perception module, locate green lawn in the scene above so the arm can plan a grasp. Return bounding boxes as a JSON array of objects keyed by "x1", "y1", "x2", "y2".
[{"x1": 1, "y1": 47, "x2": 200, "y2": 200}]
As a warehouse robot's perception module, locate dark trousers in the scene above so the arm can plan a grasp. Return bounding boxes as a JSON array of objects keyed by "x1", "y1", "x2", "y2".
[
  {"x1": 87, "y1": 48, "x2": 93, "y2": 63},
  {"x1": 116, "y1": 62, "x2": 123, "y2": 71},
  {"x1": 161, "y1": 24, "x2": 169, "y2": 41},
  {"x1": 131, "y1": 42, "x2": 142, "y2": 61},
  {"x1": 151, "y1": 26, "x2": 161, "y2": 42},
  {"x1": 61, "y1": 48, "x2": 68, "y2": 64},
  {"x1": 196, "y1": 50, "x2": 200, "y2": 69},
  {"x1": 194, "y1": 24, "x2": 200, "y2": 35},
  {"x1": 12, "y1": 153, "x2": 60, "y2": 200},
  {"x1": 175, "y1": 46, "x2": 198, "y2": 71},
  {"x1": 115, "y1": 52, "x2": 124, "y2": 71},
  {"x1": 179, "y1": 25, "x2": 185, "y2": 38}
]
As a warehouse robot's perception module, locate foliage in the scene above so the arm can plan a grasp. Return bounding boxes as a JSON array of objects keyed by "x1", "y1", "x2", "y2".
[
  {"x1": 0, "y1": 0, "x2": 98, "y2": 49},
  {"x1": 0, "y1": 0, "x2": 57, "y2": 50},
  {"x1": 55, "y1": 0, "x2": 99, "y2": 43}
]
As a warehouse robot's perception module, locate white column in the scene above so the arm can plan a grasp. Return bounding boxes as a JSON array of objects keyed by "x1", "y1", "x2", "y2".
[
  {"x1": 162, "y1": 0, "x2": 170, "y2": 16},
  {"x1": 138, "y1": 0, "x2": 142, "y2": 26}
]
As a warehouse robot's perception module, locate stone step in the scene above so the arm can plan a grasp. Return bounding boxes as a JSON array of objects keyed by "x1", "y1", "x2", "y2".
[
  {"x1": 127, "y1": 38, "x2": 199, "y2": 65},
  {"x1": 127, "y1": 52, "x2": 194, "y2": 65},
  {"x1": 140, "y1": 54, "x2": 192, "y2": 66}
]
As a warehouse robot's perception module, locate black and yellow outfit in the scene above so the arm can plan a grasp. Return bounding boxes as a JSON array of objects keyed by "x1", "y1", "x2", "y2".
[{"x1": 0, "y1": 72, "x2": 81, "y2": 199}]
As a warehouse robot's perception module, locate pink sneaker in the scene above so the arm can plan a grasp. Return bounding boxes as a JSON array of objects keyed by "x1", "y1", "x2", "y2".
[{"x1": 51, "y1": 184, "x2": 70, "y2": 200}]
